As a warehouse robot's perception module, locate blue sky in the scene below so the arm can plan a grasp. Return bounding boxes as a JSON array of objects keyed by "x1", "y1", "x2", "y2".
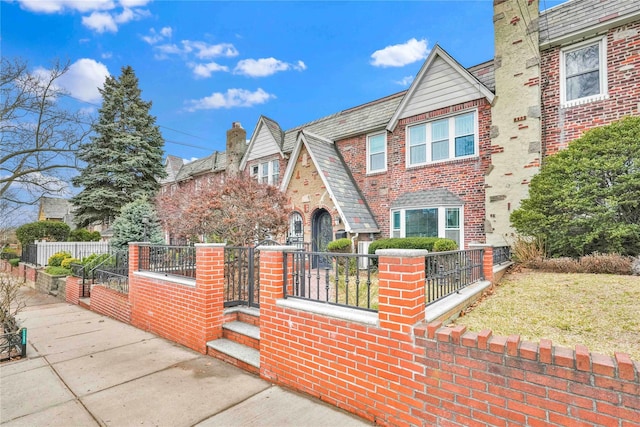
[{"x1": 3, "y1": 0, "x2": 564, "y2": 162}]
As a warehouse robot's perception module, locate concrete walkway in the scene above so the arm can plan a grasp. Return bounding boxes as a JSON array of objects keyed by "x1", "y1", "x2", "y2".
[{"x1": 1, "y1": 287, "x2": 371, "y2": 427}]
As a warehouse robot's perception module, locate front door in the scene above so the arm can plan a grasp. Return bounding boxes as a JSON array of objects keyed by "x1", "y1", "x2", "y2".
[{"x1": 312, "y1": 209, "x2": 332, "y2": 268}]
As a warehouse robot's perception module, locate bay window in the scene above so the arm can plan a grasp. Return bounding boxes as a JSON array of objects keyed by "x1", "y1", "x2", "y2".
[{"x1": 390, "y1": 206, "x2": 463, "y2": 247}]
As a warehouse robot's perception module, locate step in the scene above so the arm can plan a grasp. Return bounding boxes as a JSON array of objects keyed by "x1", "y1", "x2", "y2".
[
  {"x1": 78, "y1": 297, "x2": 91, "y2": 309},
  {"x1": 207, "y1": 338, "x2": 260, "y2": 369},
  {"x1": 223, "y1": 321, "x2": 260, "y2": 340}
]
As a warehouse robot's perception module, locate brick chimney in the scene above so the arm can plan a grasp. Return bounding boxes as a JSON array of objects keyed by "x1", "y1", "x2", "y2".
[{"x1": 226, "y1": 122, "x2": 246, "y2": 176}]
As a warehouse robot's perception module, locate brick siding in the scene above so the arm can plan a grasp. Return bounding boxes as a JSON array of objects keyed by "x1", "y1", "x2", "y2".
[
  {"x1": 337, "y1": 98, "x2": 492, "y2": 246},
  {"x1": 90, "y1": 285, "x2": 131, "y2": 324},
  {"x1": 541, "y1": 21, "x2": 640, "y2": 156}
]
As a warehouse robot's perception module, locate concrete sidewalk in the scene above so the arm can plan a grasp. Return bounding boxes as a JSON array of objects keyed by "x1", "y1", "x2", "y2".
[{"x1": 1, "y1": 287, "x2": 371, "y2": 427}]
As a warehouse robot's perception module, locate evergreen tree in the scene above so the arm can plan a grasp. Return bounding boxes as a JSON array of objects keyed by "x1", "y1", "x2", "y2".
[
  {"x1": 511, "y1": 116, "x2": 640, "y2": 257},
  {"x1": 72, "y1": 66, "x2": 166, "y2": 227},
  {"x1": 111, "y1": 197, "x2": 163, "y2": 250}
]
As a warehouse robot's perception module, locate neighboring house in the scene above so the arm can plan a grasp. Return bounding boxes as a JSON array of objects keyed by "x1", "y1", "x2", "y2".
[
  {"x1": 162, "y1": 0, "x2": 640, "y2": 251},
  {"x1": 38, "y1": 197, "x2": 74, "y2": 227},
  {"x1": 486, "y1": 0, "x2": 640, "y2": 244}
]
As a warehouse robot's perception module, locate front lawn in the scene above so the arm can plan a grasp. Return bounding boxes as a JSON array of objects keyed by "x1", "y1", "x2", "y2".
[{"x1": 453, "y1": 269, "x2": 640, "y2": 361}]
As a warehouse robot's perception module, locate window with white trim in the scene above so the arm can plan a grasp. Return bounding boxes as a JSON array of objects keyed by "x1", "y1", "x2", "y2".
[
  {"x1": 407, "y1": 111, "x2": 477, "y2": 167},
  {"x1": 367, "y1": 132, "x2": 386, "y2": 173},
  {"x1": 560, "y1": 37, "x2": 607, "y2": 106},
  {"x1": 256, "y1": 160, "x2": 280, "y2": 186},
  {"x1": 390, "y1": 206, "x2": 463, "y2": 247}
]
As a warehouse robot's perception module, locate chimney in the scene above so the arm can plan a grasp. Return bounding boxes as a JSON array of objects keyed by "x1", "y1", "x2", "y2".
[{"x1": 226, "y1": 122, "x2": 246, "y2": 176}]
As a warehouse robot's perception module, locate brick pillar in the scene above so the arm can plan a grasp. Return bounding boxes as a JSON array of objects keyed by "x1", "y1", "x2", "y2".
[
  {"x1": 195, "y1": 243, "x2": 226, "y2": 345},
  {"x1": 258, "y1": 245, "x2": 297, "y2": 380},
  {"x1": 376, "y1": 249, "x2": 428, "y2": 334},
  {"x1": 65, "y1": 276, "x2": 82, "y2": 304},
  {"x1": 469, "y1": 244, "x2": 494, "y2": 283}
]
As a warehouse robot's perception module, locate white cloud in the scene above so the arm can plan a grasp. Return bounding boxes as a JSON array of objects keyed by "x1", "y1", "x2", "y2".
[
  {"x1": 370, "y1": 38, "x2": 429, "y2": 68},
  {"x1": 82, "y1": 11, "x2": 117, "y2": 33},
  {"x1": 395, "y1": 75, "x2": 414, "y2": 86},
  {"x1": 57, "y1": 58, "x2": 110, "y2": 103},
  {"x1": 182, "y1": 41, "x2": 239, "y2": 59},
  {"x1": 18, "y1": 0, "x2": 115, "y2": 13},
  {"x1": 101, "y1": 52, "x2": 113, "y2": 59},
  {"x1": 189, "y1": 62, "x2": 229, "y2": 78},
  {"x1": 234, "y1": 57, "x2": 306, "y2": 77},
  {"x1": 119, "y1": 0, "x2": 150, "y2": 7},
  {"x1": 143, "y1": 26, "x2": 173, "y2": 45},
  {"x1": 185, "y1": 88, "x2": 275, "y2": 111}
]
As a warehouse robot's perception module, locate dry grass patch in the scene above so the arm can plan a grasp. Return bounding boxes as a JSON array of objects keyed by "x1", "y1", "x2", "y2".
[{"x1": 454, "y1": 269, "x2": 640, "y2": 361}]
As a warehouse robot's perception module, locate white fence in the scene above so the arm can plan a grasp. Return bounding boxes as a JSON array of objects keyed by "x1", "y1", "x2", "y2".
[{"x1": 35, "y1": 241, "x2": 110, "y2": 266}]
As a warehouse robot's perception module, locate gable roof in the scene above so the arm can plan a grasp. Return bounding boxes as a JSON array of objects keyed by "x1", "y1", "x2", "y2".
[
  {"x1": 160, "y1": 155, "x2": 184, "y2": 185},
  {"x1": 540, "y1": 0, "x2": 640, "y2": 48},
  {"x1": 281, "y1": 130, "x2": 379, "y2": 233},
  {"x1": 240, "y1": 115, "x2": 285, "y2": 169},
  {"x1": 386, "y1": 45, "x2": 495, "y2": 132}
]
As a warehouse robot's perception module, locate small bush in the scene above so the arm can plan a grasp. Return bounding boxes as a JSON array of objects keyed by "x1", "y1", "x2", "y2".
[
  {"x1": 432, "y1": 239, "x2": 458, "y2": 252},
  {"x1": 45, "y1": 266, "x2": 72, "y2": 276},
  {"x1": 527, "y1": 253, "x2": 633, "y2": 275},
  {"x1": 48, "y1": 251, "x2": 72, "y2": 267},
  {"x1": 9, "y1": 258, "x2": 20, "y2": 267},
  {"x1": 1, "y1": 247, "x2": 19, "y2": 260},
  {"x1": 509, "y1": 235, "x2": 545, "y2": 267},
  {"x1": 61, "y1": 257, "x2": 80, "y2": 269},
  {"x1": 69, "y1": 228, "x2": 101, "y2": 242},
  {"x1": 368, "y1": 237, "x2": 442, "y2": 254},
  {"x1": 81, "y1": 253, "x2": 112, "y2": 272},
  {"x1": 327, "y1": 238, "x2": 352, "y2": 253}
]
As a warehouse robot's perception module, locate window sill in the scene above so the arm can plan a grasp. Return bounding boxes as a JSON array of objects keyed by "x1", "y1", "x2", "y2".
[
  {"x1": 561, "y1": 93, "x2": 609, "y2": 109},
  {"x1": 406, "y1": 155, "x2": 480, "y2": 170},
  {"x1": 366, "y1": 169, "x2": 387, "y2": 176}
]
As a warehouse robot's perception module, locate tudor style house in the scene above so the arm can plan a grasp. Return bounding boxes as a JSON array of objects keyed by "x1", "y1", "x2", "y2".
[{"x1": 161, "y1": 0, "x2": 640, "y2": 251}]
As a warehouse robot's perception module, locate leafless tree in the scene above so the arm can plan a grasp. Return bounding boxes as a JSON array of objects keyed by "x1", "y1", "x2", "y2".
[{"x1": 0, "y1": 58, "x2": 92, "y2": 213}]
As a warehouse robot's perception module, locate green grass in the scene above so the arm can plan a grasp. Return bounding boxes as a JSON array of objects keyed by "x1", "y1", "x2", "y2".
[{"x1": 453, "y1": 269, "x2": 640, "y2": 361}]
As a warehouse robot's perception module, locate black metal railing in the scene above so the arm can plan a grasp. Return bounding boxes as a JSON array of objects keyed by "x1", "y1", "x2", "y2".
[
  {"x1": 93, "y1": 250, "x2": 130, "y2": 294},
  {"x1": 493, "y1": 245, "x2": 511, "y2": 265},
  {"x1": 284, "y1": 251, "x2": 379, "y2": 312},
  {"x1": 138, "y1": 245, "x2": 196, "y2": 279},
  {"x1": 425, "y1": 249, "x2": 484, "y2": 305},
  {"x1": 21, "y1": 244, "x2": 37, "y2": 265},
  {"x1": 224, "y1": 246, "x2": 259, "y2": 308},
  {"x1": 1, "y1": 315, "x2": 27, "y2": 361}
]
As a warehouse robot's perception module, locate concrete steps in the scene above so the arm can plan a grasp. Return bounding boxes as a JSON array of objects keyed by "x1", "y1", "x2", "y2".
[{"x1": 207, "y1": 308, "x2": 260, "y2": 375}]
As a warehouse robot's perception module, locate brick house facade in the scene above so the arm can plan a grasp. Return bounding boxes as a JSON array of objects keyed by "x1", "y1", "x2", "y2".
[{"x1": 161, "y1": 0, "x2": 640, "y2": 250}]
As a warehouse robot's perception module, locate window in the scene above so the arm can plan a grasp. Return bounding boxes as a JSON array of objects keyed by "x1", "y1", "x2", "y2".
[
  {"x1": 255, "y1": 160, "x2": 280, "y2": 186},
  {"x1": 367, "y1": 132, "x2": 386, "y2": 173},
  {"x1": 407, "y1": 111, "x2": 477, "y2": 166},
  {"x1": 561, "y1": 37, "x2": 607, "y2": 106},
  {"x1": 390, "y1": 206, "x2": 462, "y2": 246}
]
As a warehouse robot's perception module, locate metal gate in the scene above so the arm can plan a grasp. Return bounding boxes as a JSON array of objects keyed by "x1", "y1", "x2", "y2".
[{"x1": 223, "y1": 240, "x2": 281, "y2": 308}]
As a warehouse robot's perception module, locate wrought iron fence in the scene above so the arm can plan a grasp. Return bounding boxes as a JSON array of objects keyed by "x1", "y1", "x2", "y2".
[
  {"x1": 21, "y1": 244, "x2": 37, "y2": 265},
  {"x1": 493, "y1": 245, "x2": 511, "y2": 265},
  {"x1": 1, "y1": 315, "x2": 27, "y2": 361},
  {"x1": 93, "y1": 250, "x2": 130, "y2": 294},
  {"x1": 224, "y1": 246, "x2": 259, "y2": 308},
  {"x1": 138, "y1": 245, "x2": 196, "y2": 279},
  {"x1": 284, "y1": 251, "x2": 379, "y2": 312},
  {"x1": 425, "y1": 249, "x2": 484, "y2": 305}
]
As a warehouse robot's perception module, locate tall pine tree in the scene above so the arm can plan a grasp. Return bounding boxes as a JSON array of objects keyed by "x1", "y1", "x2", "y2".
[{"x1": 72, "y1": 66, "x2": 167, "y2": 227}]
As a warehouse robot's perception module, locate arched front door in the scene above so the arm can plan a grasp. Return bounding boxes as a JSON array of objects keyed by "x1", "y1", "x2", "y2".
[{"x1": 312, "y1": 209, "x2": 332, "y2": 267}]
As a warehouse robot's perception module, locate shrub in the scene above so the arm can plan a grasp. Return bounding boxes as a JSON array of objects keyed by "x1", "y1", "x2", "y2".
[
  {"x1": 45, "y1": 266, "x2": 72, "y2": 276},
  {"x1": 432, "y1": 239, "x2": 458, "y2": 252},
  {"x1": 368, "y1": 237, "x2": 441, "y2": 254},
  {"x1": 16, "y1": 221, "x2": 71, "y2": 247},
  {"x1": 69, "y1": 228, "x2": 101, "y2": 242},
  {"x1": 8, "y1": 258, "x2": 20, "y2": 267},
  {"x1": 48, "y1": 251, "x2": 72, "y2": 267},
  {"x1": 526, "y1": 253, "x2": 633, "y2": 275},
  {"x1": 327, "y1": 238, "x2": 352, "y2": 253},
  {"x1": 81, "y1": 253, "x2": 112, "y2": 272},
  {"x1": 509, "y1": 234, "x2": 545, "y2": 267},
  {"x1": 1, "y1": 247, "x2": 19, "y2": 260},
  {"x1": 61, "y1": 257, "x2": 80, "y2": 269}
]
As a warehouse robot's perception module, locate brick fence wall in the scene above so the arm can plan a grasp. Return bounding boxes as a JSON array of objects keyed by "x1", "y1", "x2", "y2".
[
  {"x1": 90, "y1": 285, "x2": 131, "y2": 324},
  {"x1": 61, "y1": 246, "x2": 638, "y2": 426}
]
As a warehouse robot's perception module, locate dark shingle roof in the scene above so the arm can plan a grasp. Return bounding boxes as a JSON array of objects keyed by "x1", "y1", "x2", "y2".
[
  {"x1": 302, "y1": 131, "x2": 379, "y2": 233},
  {"x1": 174, "y1": 151, "x2": 226, "y2": 181},
  {"x1": 467, "y1": 60, "x2": 495, "y2": 93},
  {"x1": 540, "y1": 0, "x2": 640, "y2": 45},
  {"x1": 392, "y1": 189, "x2": 465, "y2": 209}
]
